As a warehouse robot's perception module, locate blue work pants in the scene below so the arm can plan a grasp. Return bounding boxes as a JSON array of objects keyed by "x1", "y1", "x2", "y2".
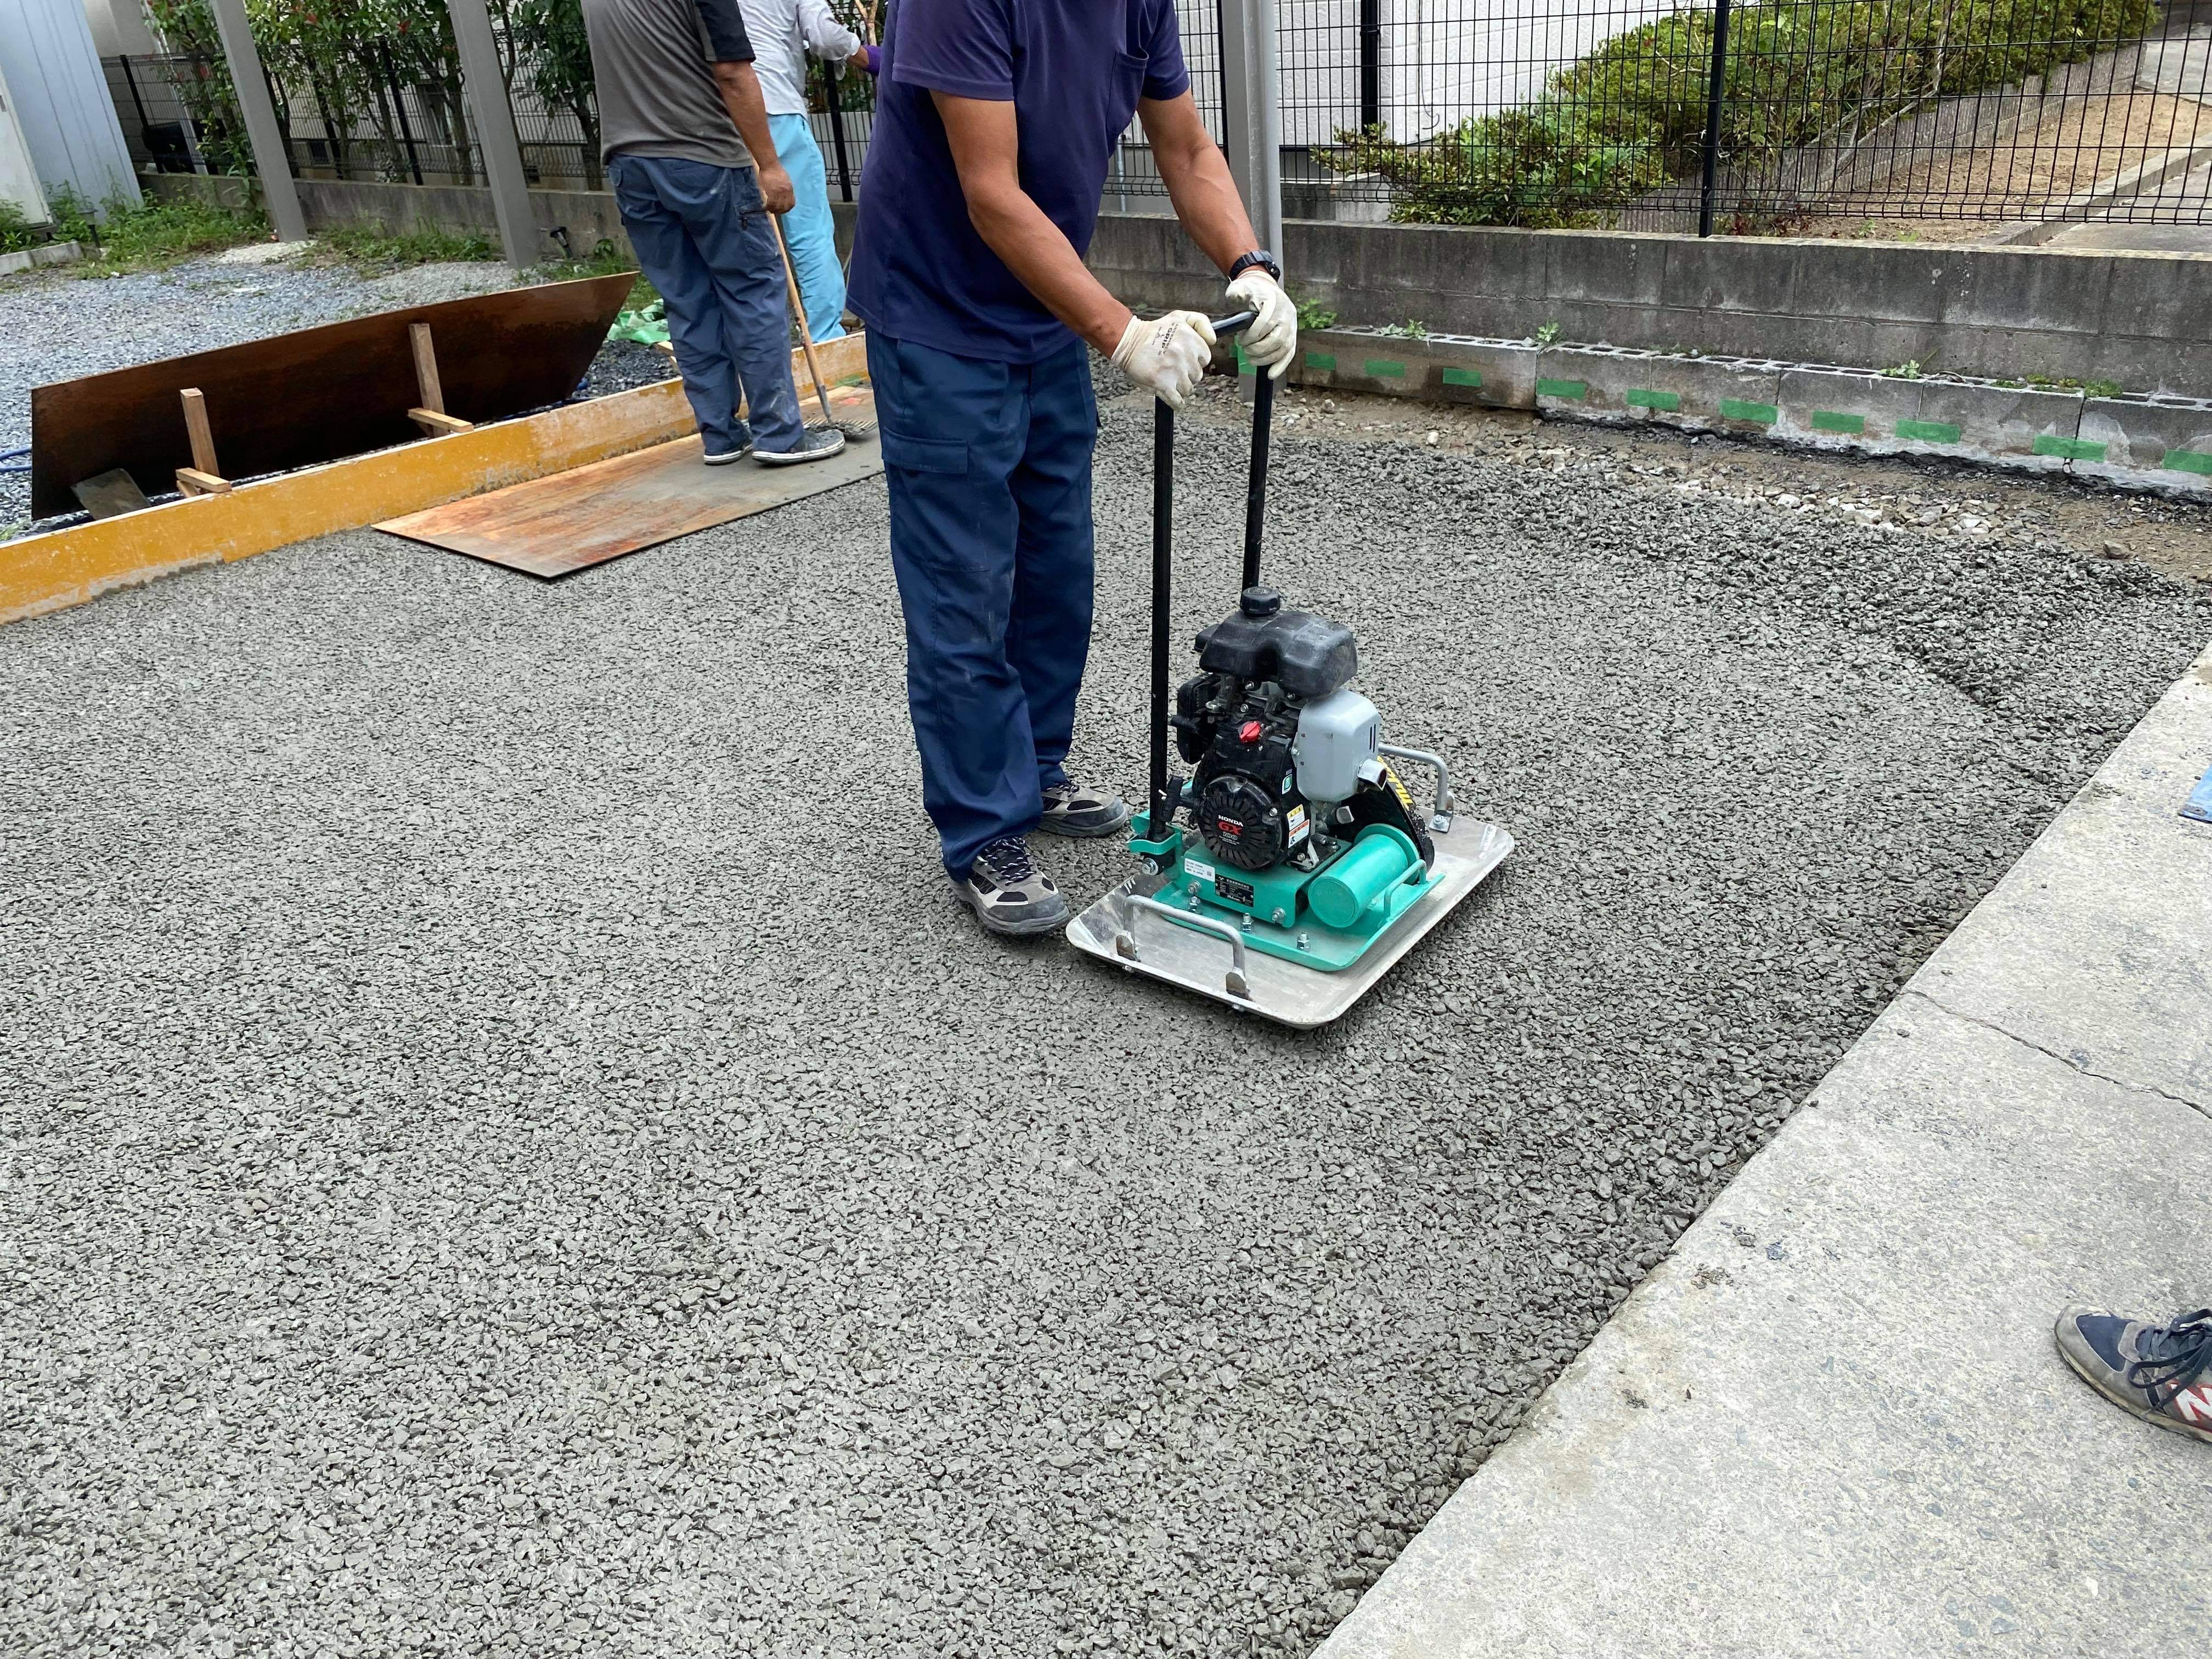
[
  {"x1": 767, "y1": 112, "x2": 846, "y2": 343},
  {"x1": 607, "y1": 154, "x2": 804, "y2": 455},
  {"x1": 868, "y1": 332, "x2": 1098, "y2": 877}
]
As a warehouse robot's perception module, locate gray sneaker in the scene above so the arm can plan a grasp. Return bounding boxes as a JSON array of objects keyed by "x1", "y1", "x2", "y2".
[
  {"x1": 2053, "y1": 1305, "x2": 2212, "y2": 1443},
  {"x1": 955, "y1": 836, "x2": 1069, "y2": 937},
  {"x1": 1037, "y1": 779, "x2": 1131, "y2": 838},
  {"x1": 756, "y1": 426, "x2": 846, "y2": 467}
]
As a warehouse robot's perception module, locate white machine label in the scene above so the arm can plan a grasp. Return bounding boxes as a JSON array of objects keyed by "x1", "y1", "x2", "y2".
[
  {"x1": 1185, "y1": 858, "x2": 1218, "y2": 882},
  {"x1": 1287, "y1": 805, "x2": 1310, "y2": 845}
]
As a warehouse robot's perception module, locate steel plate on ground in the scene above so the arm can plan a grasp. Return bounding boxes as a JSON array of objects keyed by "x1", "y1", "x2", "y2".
[
  {"x1": 1065, "y1": 819, "x2": 1515, "y2": 1028},
  {"x1": 376, "y1": 391, "x2": 882, "y2": 578}
]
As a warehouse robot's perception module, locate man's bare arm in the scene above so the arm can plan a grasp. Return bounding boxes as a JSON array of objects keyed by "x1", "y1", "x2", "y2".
[
  {"x1": 933, "y1": 92, "x2": 1132, "y2": 353},
  {"x1": 1139, "y1": 91, "x2": 1259, "y2": 272},
  {"x1": 712, "y1": 60, "x2": 797, "y2": 213}
]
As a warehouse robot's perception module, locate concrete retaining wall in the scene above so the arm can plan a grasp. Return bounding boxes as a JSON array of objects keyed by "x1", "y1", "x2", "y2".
[
  {"x1": 147, "y1": 170, "x2": 862, "y2": 265},
  {"x1": 1089, "y1": 215, "x2": 2212, "y2": 399},
  {"x1": 1291, "y1": 326, "x2": 2212, "y2": 495}
]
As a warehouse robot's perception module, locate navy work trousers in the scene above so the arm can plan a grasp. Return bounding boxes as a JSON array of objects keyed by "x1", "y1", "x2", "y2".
[
  {"x1": 607, "y1": 154, "x2": 804, "y2": 456},
  {"x1": 868, "y1": 331, "x2": 1098, "y2": 877}
]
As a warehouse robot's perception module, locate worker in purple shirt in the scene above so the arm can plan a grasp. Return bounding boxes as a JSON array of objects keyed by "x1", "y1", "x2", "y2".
[{"x1": 847, "y1": 0, "x2": 1297, "y2": 939}]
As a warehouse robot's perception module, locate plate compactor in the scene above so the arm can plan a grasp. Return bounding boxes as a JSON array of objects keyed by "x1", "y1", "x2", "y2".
[{"x1": 1065, "y1": 312, "x2": 1515, "y2": 1028}]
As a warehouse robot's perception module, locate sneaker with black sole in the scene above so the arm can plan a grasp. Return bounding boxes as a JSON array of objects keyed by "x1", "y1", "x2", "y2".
[
  {"x1": 955, "y1": 836, "x2": 1069, "y2": 937},
  {"x1": 2053, "y1": 1305, "x2": 2212, "y2": 1442},
  {"x1": 755, "y1": 427, "x2": 845, "y2": 467},
  {"x1": 1037, "y1": 779, "x2": 1131, "y2": 838},
  {"x1": 703, "y1": 424, "x2": 755, "y2": 466}
]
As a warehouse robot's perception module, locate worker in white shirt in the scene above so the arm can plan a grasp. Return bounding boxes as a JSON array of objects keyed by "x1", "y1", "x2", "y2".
[{"x1": 735, "y1": 0, "x2": 876, "y2": 342}]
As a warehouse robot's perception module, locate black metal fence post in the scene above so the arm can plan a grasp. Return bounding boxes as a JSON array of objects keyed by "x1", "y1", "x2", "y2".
[
  {"x1": 1697, "y1": 0, "x2": 1732, "y2": 237},
  {"x1": 1357, "y1": 0, "x2": 1381, "y2": 131},
  {"x1": 381, "y1": 45, "x2": 424, "y2": 185},
  {"x1": 824, "y1": 62, "x2": 853, "y2": 201}
]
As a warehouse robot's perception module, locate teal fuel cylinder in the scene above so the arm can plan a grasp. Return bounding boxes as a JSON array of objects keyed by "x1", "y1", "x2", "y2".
[{"x1": 1306, "y1": 826, "x2": 1420, "y2": 930}]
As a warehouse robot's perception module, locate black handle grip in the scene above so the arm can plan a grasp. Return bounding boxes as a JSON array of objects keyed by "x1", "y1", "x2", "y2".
[{"x1": 1210, "y1": 309, "x2": 1259, "y2": 337}]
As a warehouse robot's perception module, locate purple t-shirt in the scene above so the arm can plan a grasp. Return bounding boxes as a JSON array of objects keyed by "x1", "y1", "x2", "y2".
[{"x1": 847, "y1": 0, "x2": 1189, "y2": 363}]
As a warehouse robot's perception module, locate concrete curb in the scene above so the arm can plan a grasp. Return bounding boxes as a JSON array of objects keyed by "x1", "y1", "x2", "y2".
[
  {"x1": 1312, "y1": 644, "x2": 2212, "y2": 1658},
  {"x1": 1290, "y1": 326, "x2": 2212, "y2": 495},
  {"x1": 0, "y1": 239, "x2": 85, "y2": 277}
]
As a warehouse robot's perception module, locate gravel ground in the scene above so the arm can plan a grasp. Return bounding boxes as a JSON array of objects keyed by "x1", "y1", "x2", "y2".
[
  {"x1": 0, "y1": 255, "x2": 550, "y2": 535},
  {"x1": 4, "y1": 369, "x2": 2209, "y2": 1659}
]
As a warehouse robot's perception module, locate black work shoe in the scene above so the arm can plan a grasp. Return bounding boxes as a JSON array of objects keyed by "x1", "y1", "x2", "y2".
[
  {"x1": 755, "y1": 427, "x2": 846, "y2": 467},
  {"x1": 955, "y1": 836, "x2": 1068, "y2": 937},
  {"x1": 1037, "y1": 779, "x2": 1131, "y2": 838},
  {"x1": 2054, "y1": 1305, "x2": 2212, "y2": 1443}
]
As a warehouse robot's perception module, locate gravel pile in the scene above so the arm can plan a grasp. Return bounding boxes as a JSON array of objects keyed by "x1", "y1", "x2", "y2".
[
  {"x1": 4, "y1": 371, "x2": 2207, "y2": 1658},
  {"x1": 0, "y1": 255, "x2": 548, "y2": 535}
]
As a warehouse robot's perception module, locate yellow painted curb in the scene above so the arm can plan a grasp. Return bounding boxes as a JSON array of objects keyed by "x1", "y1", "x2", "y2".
[{"x1": 0, "y1": 377, "x2": 698, "y2": 626}]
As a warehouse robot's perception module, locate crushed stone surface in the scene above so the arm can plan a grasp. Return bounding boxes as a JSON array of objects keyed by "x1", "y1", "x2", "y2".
[{"x1": 4, "y1": 369, "x2": 2209, "y2": 1658}]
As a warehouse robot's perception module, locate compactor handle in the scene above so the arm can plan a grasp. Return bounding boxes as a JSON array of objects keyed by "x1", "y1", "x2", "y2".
[
  {"x1": 1144, "y1": 307, "x2": 1278, "y2": 840},
  {"x1": 1196, "y1": 309, "x2": 1274, "y2": 592}
]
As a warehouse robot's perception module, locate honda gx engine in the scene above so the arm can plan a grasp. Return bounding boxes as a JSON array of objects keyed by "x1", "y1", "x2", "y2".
[{"x1": 1169, "y1": 586, "x2": 1434, "y2": 906}]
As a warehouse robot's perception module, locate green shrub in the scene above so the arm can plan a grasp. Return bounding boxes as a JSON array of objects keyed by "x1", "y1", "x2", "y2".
[
  {"x1": 317, "y1": 222, "x2": 498, "y2": 267},
  {"x1": 1335, "y1": 0, "x2": 2159, "y2": 225},
  {"x1": 88, "y1": 193, "x2": 268, "y2": 265},
  {"x1": 0, "y1": 200, "x2": 41, "y2": 254}
]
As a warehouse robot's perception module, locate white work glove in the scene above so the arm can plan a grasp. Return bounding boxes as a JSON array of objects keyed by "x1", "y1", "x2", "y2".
[
  {"x1": 1225, "y1": 268, "x2": 1297, "y2": 380},
  {"x1": 1111, "y1": 309, "x2": 1216, "y2": 409}
]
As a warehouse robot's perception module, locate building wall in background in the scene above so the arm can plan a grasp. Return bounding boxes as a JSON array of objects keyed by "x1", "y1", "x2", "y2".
[
  {"x1": 0, "y1": 0, "x2": 141, "y2": 212},
  {"x1": 0, "y1": 55, "x2": 52, "y2": 222},
  {"x1": 80, "y1": 0, "x2": 159, "y2": 58}
]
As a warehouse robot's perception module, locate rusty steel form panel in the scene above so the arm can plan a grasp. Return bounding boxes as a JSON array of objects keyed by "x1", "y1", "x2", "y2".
[{"x1": 29, "y1": 271, "x2": 636, "y2": 520}]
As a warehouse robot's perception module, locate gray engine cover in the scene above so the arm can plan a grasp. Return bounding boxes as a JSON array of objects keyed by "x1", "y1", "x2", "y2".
[{"x1": 1292, "y1": 689, "x2": 1381, "y2": 806}]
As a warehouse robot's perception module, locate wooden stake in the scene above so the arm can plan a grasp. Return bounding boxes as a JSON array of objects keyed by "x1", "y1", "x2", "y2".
[
  {"x1": 408, "y1": 321, "x2": 474, "y2": 436},
  {"x1": 175, "y1": 388, "x2": 232, "y2": 496}
]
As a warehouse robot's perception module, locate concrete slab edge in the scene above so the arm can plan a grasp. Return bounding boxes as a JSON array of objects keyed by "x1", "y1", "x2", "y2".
[
  {"x1": 0, "y1": 239, "x2": 85, "y2": 276},
  {"x1": 1290, "y1": 328, "x2": 2212, "y2": 496}
]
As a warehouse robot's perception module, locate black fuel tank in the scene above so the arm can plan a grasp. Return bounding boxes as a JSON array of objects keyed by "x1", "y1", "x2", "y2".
[{"x1": 1194, "y1": 586, "x2": 1357, "y2": 699}]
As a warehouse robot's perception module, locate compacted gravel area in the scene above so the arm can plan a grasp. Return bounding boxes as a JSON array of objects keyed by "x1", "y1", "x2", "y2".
[{"x1": 4, "y1": 371, "x2": 2208, "y2": 1659}]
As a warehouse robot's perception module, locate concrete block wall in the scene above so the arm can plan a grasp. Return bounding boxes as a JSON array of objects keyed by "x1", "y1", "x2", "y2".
[
  {"x1": 1088, "y1": 215, "x2": 2212, "y2": 399},
  {"x1": 1288, "y1": 326, "x2": 2212, "y2": 495}
]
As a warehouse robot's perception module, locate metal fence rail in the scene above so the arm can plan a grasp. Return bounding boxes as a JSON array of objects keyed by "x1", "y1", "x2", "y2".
[{"x1": 101, "y1": 0, "x2": 2212, "y2": 235}]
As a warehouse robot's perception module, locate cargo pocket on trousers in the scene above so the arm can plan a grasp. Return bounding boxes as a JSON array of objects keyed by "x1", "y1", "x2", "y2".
[{"x1": 881, "y1": 430, "x2": 970, "y2": 475}]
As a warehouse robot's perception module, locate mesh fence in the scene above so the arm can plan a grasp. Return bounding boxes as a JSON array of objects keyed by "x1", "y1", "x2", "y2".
[
  {"x1": 103, "y1": 0, "x2": 2212, "y2": 233},
  {"x1": 1291, "y1": 0, "x2": 2212, "y2": 231}
]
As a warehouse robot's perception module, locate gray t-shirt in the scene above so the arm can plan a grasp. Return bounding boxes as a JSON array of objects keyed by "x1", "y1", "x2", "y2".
[{"x1": 582, "y1": 0, "x2": 757, "y2": 170}]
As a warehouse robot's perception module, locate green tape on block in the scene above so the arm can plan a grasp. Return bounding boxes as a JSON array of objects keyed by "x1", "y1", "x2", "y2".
[
  {"x1": 1895, "y1": 419, "x2": 1961, "y2": 444},
  {"x1": 1536, "y1": 378, "x2": 1587, "y2": 400},
  {"x1": 2163, "y1": 448, "x2": 2212, "y2": 476},
  {"x1": 1626, "y1": 388, "x2": 1681, "y2": 411},
  {"x1": 1811, "y1": 410, "x2": 1865, "y2": 435},
  {"x1": 2033, "y1": 434, "x2": 2107, "y2": 461},
  {"x1": 1720, "y1": 398, "x2": 1778, "y2": 424},
  {"x1": 1305, "y1": 351, "x2": 1336, "y2": 372},
  {"x1": 1234, "y1": 340, "x2": 1249, "y2": 371},
  {"x1": 1363, "y1": 358, "x2": 1407, "y2": 379},
  {"x1": 1441, "y1": 367, "x2": 1481, "y2": 388}
]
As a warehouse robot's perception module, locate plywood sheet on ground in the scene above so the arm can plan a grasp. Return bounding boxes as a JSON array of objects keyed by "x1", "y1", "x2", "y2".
[{"x1": 376, "y1": 392, "x2": 882, "y2": 578}]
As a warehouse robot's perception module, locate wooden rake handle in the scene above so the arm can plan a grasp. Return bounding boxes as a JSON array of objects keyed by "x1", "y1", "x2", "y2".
[{"x1": 769, "y1": 214, "x2": 837, "y2": 427}]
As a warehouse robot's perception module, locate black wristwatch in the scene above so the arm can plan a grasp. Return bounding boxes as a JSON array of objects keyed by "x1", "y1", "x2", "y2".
[{"x1": 1228, "y1": 249, "x2": 1282, "y2": 283}]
